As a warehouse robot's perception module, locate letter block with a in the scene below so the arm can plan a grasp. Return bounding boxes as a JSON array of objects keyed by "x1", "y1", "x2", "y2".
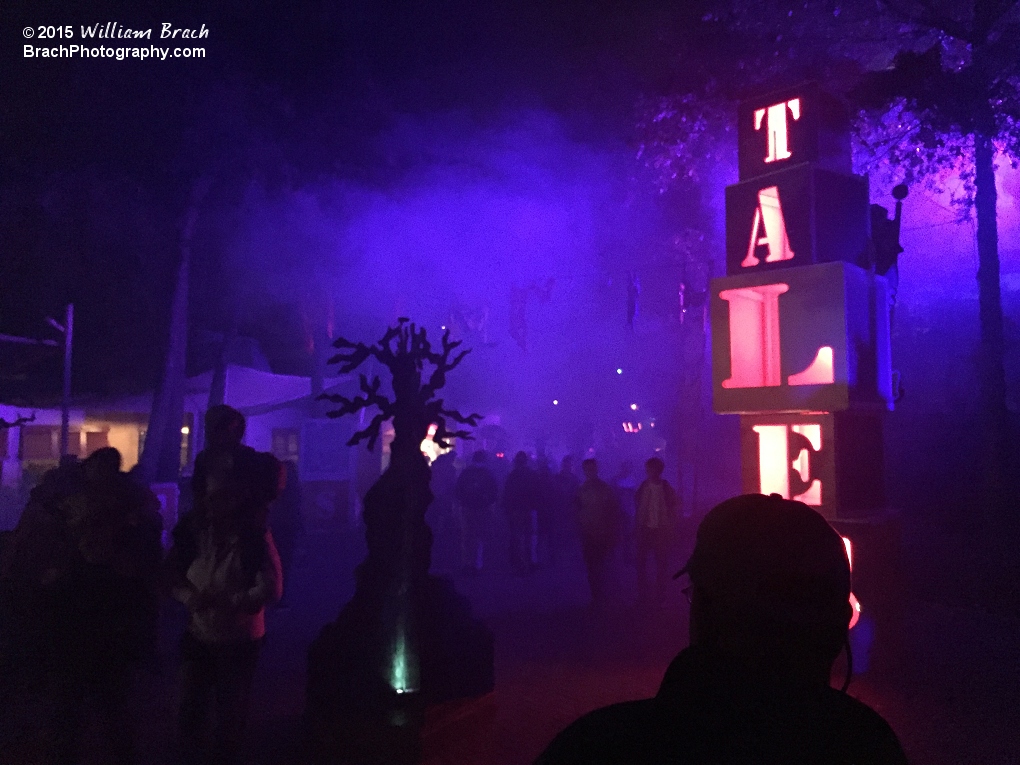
[
  {"x1": 711, "y1": 262, "x2": 893, "y2": 414},
  {"x1": 725, "y1": 164, "x2": 870, "y2": 276}
]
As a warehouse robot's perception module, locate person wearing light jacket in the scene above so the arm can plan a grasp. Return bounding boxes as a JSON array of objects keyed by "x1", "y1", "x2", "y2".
[{"x1": 168, "y1": 456, "x2": 283, "y2": 765}]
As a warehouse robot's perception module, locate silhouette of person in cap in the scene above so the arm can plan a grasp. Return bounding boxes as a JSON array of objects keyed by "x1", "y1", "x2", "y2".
[{"x1": 536, "y1": 493, "x2": 908, "y2": 764}]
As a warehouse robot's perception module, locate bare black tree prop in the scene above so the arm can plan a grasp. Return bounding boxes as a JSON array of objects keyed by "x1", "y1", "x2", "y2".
[
  {"x1": 324, "y1": 317, "x2": 481, "y2": 461},
  {"x1": 307, "y1": 319, "x2": 493, "y2": 765}
]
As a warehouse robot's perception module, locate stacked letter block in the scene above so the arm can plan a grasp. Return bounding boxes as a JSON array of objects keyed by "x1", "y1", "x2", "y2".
[{"x1": 711, "y1": 83, "x2": 893, "y2": 521}]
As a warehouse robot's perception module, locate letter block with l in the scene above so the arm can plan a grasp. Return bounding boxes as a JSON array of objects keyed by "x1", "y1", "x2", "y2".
[{"x1": 710, "y1": 262, "x2": 893, "y2": 415}]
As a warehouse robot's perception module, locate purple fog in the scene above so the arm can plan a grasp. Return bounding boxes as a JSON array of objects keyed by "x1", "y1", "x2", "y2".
[{"x1": 2, "y1": 1, "x2": 1018, "y2": 764}]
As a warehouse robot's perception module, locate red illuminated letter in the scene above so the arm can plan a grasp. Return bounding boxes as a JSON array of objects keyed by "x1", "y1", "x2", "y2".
[
  {"x1": 754, "y1": 98, "x2": 801, "y2": 164},
  {"x1": 750, "y1": 422, "x2": 822, "y2": 505},
  {"x1": 789, "y1": 424, "x2": 822, "y2": 504},
  {"x1": 719, "y1": 282, "x2": 834, "y2": 390},
  {"x1": 741, "y1": 186, "x2": 795, "y2": 268},
  {"x1": 719, "y1": 284, "x2": 788, "y2": 389}
]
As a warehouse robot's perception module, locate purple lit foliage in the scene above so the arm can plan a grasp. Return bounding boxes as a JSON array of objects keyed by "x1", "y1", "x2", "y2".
[
  {"x1": 848, "y1": 2, "x2": 1020, "y2": 516},
  {"x1": 636, "y1": 89, "x2": 734, "y2": 193},
  {"x1": 854, "y1": 99, "x2": 977, "y2": 212}
]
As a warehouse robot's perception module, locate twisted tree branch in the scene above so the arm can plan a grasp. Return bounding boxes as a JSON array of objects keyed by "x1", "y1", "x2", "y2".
[{"x1": 324, "y1": 318, "x2": 481, "y2": 452}]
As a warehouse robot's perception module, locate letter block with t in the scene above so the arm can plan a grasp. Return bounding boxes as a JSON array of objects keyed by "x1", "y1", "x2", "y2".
[
  {"x1": 739, "y1": 411, "x2": 885, "y2": 521},
  {"x1": 737, "y1": 82, "x2": 853, "y2": 182},
  {"x1": 710, "y1": 261, "x2": 893, "y2": 415}
]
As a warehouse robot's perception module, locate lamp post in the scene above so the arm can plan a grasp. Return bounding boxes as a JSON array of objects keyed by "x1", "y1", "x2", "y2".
[
  {"x1": 47, "y1": 304, "x2": 74, "y2": 456},
  {"x1": 0, "y1": 306, "x2": 70, "y2": 455}
]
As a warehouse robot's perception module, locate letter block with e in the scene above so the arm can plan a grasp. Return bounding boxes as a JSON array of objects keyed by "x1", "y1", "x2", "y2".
[
  {"x1": 710, "y1": 262, "x2": 893, "y2": 414},
  {"x1": 739, "y1": 412, "x2": 886, "y2": 521},
  {"x1": 725, "y1": 165, "x2": 870, "y2": 276}
]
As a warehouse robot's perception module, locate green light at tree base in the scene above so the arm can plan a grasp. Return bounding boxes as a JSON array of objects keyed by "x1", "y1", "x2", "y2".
[{"x1": 390, "y1": 622, "x2": 420, "y2": 695}]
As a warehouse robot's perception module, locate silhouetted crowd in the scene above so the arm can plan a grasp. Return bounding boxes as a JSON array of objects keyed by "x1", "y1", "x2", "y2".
[
  {"x1": 430, "y1": 448, "x2": 684, "y2": 607},
  {"x1": 1, "y1": 447, "x2": 163, "y2": 765},
  {"x1": 0, "y1": 405, "x2": 301, "y2": 765},
  {"x1": 0, "y1": 410, "x2": 910, "y2": 764}
]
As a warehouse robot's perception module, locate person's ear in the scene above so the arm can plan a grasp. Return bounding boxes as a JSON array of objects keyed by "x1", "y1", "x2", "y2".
[{"x1": 841, "y1": 600, "x2": 853, "y2": 630}]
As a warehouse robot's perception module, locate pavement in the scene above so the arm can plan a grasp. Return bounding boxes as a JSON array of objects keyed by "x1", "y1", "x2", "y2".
[{"x1": 2, "y1": 516, "x2": 1019, "y2": 764}]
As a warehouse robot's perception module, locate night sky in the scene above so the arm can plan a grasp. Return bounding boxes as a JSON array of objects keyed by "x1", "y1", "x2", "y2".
[
  {"x1": 1, "y1": 0, "x2": 699, "y2": 402},
  {"x1": 2, "y1": 0, "x2": 1018, "y2": 445}
]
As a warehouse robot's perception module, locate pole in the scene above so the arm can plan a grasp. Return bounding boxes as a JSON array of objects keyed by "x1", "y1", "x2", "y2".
[{"x1": 59, "y1": 304, "x2": 73, "y2": 457}]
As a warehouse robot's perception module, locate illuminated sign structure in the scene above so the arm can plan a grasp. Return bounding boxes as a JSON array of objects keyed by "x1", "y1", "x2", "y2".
[
  {"x1": 736, "y1": 83, "x2": 853, "y2": 181},
  {"x1": 711, "y1": 85, "x2": 892, "y2": 521}
]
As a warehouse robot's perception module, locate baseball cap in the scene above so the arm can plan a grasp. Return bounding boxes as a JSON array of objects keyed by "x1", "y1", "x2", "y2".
[{"x1": 674, "y1": 493, "x2": 850, "y2": 606}]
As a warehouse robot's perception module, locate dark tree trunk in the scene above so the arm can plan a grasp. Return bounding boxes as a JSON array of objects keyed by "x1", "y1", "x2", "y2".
[
  {"x1": 972, "y1": 0, "x2": 1011, "y2": 519},
  {"x1": 973, "y1": 123, "x2": 1010, "y2": 518},
  {"x1": 208, "y1": 321, "x2": 237, "y2": 411},
  {"x1": 138, "y1": 178, "x2": 209, "y2": 484}
]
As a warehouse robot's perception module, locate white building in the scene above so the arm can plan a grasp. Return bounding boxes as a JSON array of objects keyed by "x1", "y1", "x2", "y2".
[{"x1": 0, "y1": 364, "x2": 383, "y2": 531}]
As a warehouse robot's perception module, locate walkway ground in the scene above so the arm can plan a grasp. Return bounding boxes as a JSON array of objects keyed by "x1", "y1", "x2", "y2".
[{"x1": 2, "y1": 517, "x2": 1018, "y2": 764}]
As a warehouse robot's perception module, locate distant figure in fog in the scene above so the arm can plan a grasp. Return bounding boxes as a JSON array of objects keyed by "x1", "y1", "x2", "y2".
[
  {"x1": 574, "y1": 459, "x2": 622, "y2": 606},
  {"x1": 430, "y1": 451, "x2": 459, "y2": 511},
  {"x1": 634, "y1": 457, "x2": 679, "y2": 605},
  {"x1": 269, "y1": 459, "x2": 302, "y2": 608},
  {"x1": 551, "y1": 456, "x2": 581, "y2": 566},
  {"x1": 612, "y1": 460, "x2": 639, "y2": 565},
  {"x1": 429, "y1": 450, "x2": 460, "y2": 571},
  {"x1": 167, "y1": 450, "x2": 283, "y2": 765},
  {"x1": 536, "y1": 493, "x2": 909, "y2": 765},
  {"x1": 534, "y1": 455, "x2": 558, "y2": 567},
  {"x1": 612, "y1": 460, "x2": 638, "y2": 520},
  {"x1": 455, "y1": 451, "x2": 499, "y2": 574},
  {"x1": 503, "y1": 452, "x2": 541, "y2": 575}
]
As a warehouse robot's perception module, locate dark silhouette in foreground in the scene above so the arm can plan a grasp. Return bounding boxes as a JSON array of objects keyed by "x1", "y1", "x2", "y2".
[
  {"x1": 167, "y1": 406, "x2": 284, "y2": 765},
  {"x1": 537, "y1": 493, "x2": 909, "y2": 764},
  {"x1": 1, "y1": 448, "x2": 163, "y2": 765}
]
